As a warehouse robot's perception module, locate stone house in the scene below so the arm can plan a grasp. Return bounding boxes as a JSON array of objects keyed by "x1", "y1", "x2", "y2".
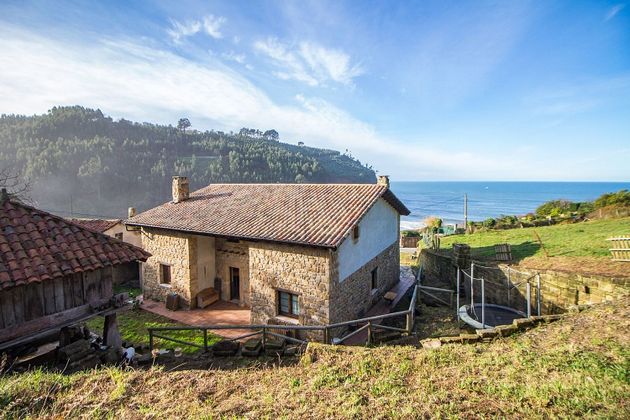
[{"x1": 125, "y1": 176, "x2": 410, "y2": 327}]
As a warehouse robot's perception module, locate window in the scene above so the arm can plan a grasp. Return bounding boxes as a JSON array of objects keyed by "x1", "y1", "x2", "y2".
[
  {"x1": 160, "y1": 263, "x2": 171, "y2": 284},
  {"x1": 277, "y1": 291, "x2": 299, "y2": 318},
  {"x1": 352, "y1": 225, "x2": 360, "y2": 242},
  {"x1": 114, "y1": 232, "x2": 123, "y2": 241},
  {"x1": 371, "y1": 267, "x2": 378, "y2": 291}
]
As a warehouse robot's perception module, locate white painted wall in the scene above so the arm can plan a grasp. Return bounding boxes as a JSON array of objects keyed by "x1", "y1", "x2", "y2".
[
  {"x1": 196, "y1": 236, "x2": 216, "y2": 292},
  {"x1": 104, "y1": 224, "x2": 142, "y2": 248},
  {"x1": 337, "y1": 198, "x2": 399, "y2": 281}
]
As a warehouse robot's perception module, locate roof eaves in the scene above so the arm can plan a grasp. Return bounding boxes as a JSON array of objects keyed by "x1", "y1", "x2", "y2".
[{"x1": 123, "y1": 221, "x2": 338, "y2": 250}]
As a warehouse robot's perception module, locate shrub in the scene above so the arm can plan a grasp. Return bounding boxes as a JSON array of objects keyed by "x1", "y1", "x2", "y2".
[
  {"x1": 401, "y1": 230, "x2": 421, "y2": 237},
  {"x1": 482, "y1": 218, "x2": 496, "y2": 228},
  {"x1": 594, "y1": 190, "x2": 630, "y2": 208},
  {"x1": 424, "y1": 216, "x2": 443, "y2": 230},
  {"x1": 536, "y1": 199, "x2": 573, "y2": 217}
]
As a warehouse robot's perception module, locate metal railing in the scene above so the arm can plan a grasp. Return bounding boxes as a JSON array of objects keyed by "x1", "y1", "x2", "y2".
[{"x1": 148, "y1": 276, "x2": 420, "y2": 351}]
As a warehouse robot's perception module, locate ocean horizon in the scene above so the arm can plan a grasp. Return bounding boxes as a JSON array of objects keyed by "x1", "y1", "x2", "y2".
[{"x1": 391, "y1": 181, "x2": 630, "y2": 231}]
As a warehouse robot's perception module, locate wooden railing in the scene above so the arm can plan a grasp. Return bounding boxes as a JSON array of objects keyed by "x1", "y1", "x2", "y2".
[{"x1": 148, "y1": 277, "x2": 419, "y2": 351}]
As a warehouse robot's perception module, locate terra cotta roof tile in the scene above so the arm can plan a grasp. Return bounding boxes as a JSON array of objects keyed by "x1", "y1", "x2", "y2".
[
  {"x1": 126, "y1": 183, "x2": 410, "y2": 248},
  {"x1": 0, "y1": 198, "x2": 150, "y2": 290}
]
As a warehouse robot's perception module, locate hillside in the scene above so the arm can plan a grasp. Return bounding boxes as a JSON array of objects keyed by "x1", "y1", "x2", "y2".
[
  {"x1": 440, "y1": 217, "x2": 630, "y2": 278},
  {"x1": 0, "y1": 106, "x2": 375, "y2": 218},
  {"x1": 1, "y1": 297, "x2": 628, "y2": 417}
]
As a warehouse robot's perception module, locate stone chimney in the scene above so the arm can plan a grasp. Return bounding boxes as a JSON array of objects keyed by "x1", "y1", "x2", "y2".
[
  {"x1": 0, "y1": 188, "x2": 8, "y2": 203},
  {"x1": 128, "y1": 207, "x2": 136, "y2": 218},
  {"x1": 377, "y1": 175, "x2": 390, "y2": 188},
  {"x1": 172, "y1": 176, "x2": 190, "y2": 203}
]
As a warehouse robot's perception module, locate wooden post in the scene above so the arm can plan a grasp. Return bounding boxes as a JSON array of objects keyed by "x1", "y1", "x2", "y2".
[
  {"x1": 464, "y1": 193, "x2": 468, "y2": 233},
  {"x1": 366, "y1": 321, "x2": 372, "y2": 345},
  {"x1": 203, "y1": 329, "x2": 209, "y2": 352},
  {"x1": 262, "y1": 326, "x2": 267, "y2": 349},
  {"x1": 323, "y1": 327, "x2": 329, "y2": 344}
]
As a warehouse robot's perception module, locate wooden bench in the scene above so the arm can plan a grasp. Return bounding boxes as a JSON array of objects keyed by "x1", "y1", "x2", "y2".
[{"x1": 196, "y1": 288, "x2": 219, "y2": 309}]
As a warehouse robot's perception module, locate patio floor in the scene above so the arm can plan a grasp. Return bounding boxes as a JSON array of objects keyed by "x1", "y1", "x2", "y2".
[{"x1": 141, "y1": 299, "x2": 252, "y2": 340}]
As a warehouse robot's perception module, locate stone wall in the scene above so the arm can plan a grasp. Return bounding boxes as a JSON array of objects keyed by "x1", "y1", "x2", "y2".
[
  {"x1": 329, "y1": 241, "x2": 400, "y2": 324},
  {"x1": 420, "y1": 249, "x2": 630, "y2": 314},
  {"x1": 249, "y1": 242, "x2": 331, "y2": 331},
  {"x1": 215, "y1": 239, "x2": 250, "y2": 306},
  {"x1": 141, "y1": 228, "x2": 198, "y2": 308}
]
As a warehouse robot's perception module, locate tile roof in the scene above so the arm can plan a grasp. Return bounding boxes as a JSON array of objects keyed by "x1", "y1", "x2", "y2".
[
  {"x1": 70, "y1": 218, "x2": 121, "y2": 233},
  {"x1": 126, "y1": 183, "x2": 410, "y2": 248},
  {"x1": 0, "y1": 199, "x2": 150, "y2": 290}
]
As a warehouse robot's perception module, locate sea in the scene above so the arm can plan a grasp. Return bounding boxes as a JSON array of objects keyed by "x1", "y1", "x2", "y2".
[{"x1": 391, "y1": 181, "x2": 630, "y2": 231}]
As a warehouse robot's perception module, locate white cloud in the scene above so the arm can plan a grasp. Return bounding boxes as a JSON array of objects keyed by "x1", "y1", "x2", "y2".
[
  {"x1": 605, "y1": 4, "x2": 625, "y2": 21},
  {"x1": 253, "y1": 37, "x2": 363, "y2": 86},
  {"x1": 222, "y1": 50, "x2": 246, "y2": 64},
  {"x1": 167, "y1": 14, "x2": 225, "y2": 43},
  {"x1": 202, "y1": 15, "x2": 226, "y2": 39},
  {"x1": 1, "y1": 25, "x2": 617, "y2": 181}
]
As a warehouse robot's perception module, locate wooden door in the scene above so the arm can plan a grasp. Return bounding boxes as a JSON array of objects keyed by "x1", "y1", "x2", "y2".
[{"x1": 229, "y1": 267, "x2": 240, "y2": 301}]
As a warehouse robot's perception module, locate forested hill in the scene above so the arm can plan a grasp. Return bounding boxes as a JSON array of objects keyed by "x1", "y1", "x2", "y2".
[{"x1": 0, "y1": 106, "x2": 376, "y2": 218}]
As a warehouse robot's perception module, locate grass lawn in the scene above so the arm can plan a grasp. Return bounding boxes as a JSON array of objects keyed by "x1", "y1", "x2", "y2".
[
  {"x1": 3, "y1": 298, "x2": 628, "y2": 417},
  {"x1": 85, "y1": 309, "x2": 221, "y2": 354},
  {"x1": 437, "y1": 217, "x2": 630, "y2": 277}
]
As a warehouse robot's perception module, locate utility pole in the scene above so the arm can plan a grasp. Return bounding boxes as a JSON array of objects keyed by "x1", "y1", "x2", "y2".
[{"x1": 464, "y1": 193, "x2": 468, "y2": 234}]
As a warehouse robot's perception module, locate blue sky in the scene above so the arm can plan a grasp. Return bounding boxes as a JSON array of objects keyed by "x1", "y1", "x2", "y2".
[{"x1": 0, "y1": 0, "x2": 629, "y2": 181}]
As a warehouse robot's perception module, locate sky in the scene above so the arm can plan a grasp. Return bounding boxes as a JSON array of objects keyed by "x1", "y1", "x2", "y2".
[{"x1": 0, "y1": 0, "x2": 629, "y2": 181}]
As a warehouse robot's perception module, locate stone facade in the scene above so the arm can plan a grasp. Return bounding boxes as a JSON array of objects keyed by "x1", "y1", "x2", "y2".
[
  {"x1": 140, "y1": 228, "x2": 403, "y2": 326},
  {"x1": 329, "y1": 240, "x2": 400, "y2": 324},
  {"x1": 141, "y1": 228, "x2": 198, "y2": 308},
  {"x1": 249, "y1": 242, "x2": 331, "y2": 326},
  {"x1": 420, "y1": 249, "x2": 630, "y2": 314},
  {"x1": 215, "y1": 239, "x2": 250, "y2": 306}
]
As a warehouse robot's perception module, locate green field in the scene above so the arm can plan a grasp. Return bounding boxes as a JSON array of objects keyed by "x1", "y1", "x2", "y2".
[
  {"x1": 440, "y1": 217, "x2": 630, "y2": 261},
  {"x1": 86, "y1": 309, "x2": 221, "y2": 354}
]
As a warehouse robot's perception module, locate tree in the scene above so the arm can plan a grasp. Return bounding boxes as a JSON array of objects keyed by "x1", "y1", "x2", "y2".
[
  {"x1": 177, "y1": 118, "x2": 191, "y2": 133},
  {"x1": 263, "y1": 129, "x2": 279, "y2": 141},
  {"x1": 0, "y1": 167, "x2": 30, "y2": 202}
]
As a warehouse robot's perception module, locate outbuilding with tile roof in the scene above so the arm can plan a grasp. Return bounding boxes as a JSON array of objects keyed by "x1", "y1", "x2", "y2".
[{"x1": 0, "y1": 190, "x2": 150, "y2": 349}]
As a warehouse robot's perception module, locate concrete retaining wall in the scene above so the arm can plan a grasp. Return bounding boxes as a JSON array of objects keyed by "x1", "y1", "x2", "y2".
[{"x1": 419, "y1": 249, "x2": 629, "y2": 314}]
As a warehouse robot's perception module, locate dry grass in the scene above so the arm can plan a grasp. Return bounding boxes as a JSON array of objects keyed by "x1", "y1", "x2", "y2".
[{"x1": 2, "y1": 298, "x2": 629, "y2": 418}]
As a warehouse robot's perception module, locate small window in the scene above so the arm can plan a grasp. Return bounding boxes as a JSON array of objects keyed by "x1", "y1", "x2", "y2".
[
  {"x1": 371, "y1": 267, "x2": 378, "y2": 291},
  {"x1": 160, "y1": 263, "x2": 171, "y2": 284},
  {"x1": 278, "y1": 291, "x2": 299, "y2": 318},
  {"x1": 352, "y1": 225, "x2": 360, "y2": 242},
  {"x1": 114, "y1": 232, "x2": 123, "y2": 241}
]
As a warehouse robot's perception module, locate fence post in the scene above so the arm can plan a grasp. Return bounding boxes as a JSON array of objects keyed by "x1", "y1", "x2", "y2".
[
  {"x1": 262, "y1": 326, "x2": 267, "y2": 349},
  {"x1": 456, "y1": 269, "x2": 460, "y2": 319},
  {"x1": 366, "y1": 321, "x2": 372, "y2": 345},
  {"x1": 507, "y1": 266, "x2": 511, "y2": 304},
  {"x1": 203, "y1": 329, "x2": 209, "y2": 352},
  {"x1": 481, "y1": 277, "x2": 485, "y2": 328},
  {"x1": 526, "y1": 281, "x2": 532, "y2": 318},
  {"x1": 323, "y1": 327, "x2": 329, "y2": 344},
  {"x1": 536, "y1": 273, "x2": 541, "y2": 316}
]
